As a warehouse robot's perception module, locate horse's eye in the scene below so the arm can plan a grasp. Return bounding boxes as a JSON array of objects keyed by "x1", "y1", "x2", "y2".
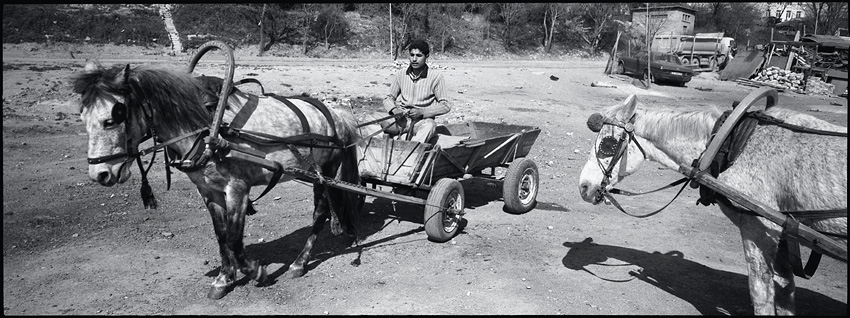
[{"x1": 103, "y1": 119, "x2": 119, "y2": 129}]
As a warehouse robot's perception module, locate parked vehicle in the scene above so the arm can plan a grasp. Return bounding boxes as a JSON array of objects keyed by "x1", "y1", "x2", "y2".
[
  {"x1": 616, "y1": 50, "x2": 694, "y2": 86},
  {"x1": 652, "y1": 32, "x2": 737, "y2": 71}
]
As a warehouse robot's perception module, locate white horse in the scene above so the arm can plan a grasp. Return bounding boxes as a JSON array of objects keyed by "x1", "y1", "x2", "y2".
[{"x1": 577, "y1": 94, "x2": 847, "y2": 315}]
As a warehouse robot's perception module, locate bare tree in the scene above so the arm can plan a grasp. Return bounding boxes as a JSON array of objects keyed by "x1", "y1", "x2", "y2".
[
  {"x1": 428, "y1": 4, "x2": 464, "y2": 54},
  {"x1": 390, "y1": 3, "x2": 426, "y2": 60},
  {"x1": 498, "y1": 3, "x2": 527, "y2": 48},
  {"x1": 299, "y1": 4, "x2": 319, "y2": 54},
  {"x1": 252, "y1": 4, "x2": 299, "y2": 53},
  {"x1": 722, "y1": 3, "x2": 761, "y2": 39},
  {"x1": 803, "y1": 2, "x2": 849, "y2": 35},
  {"x1": 542, "y1": 3, "x2": 571, "y2": 53},
  {"x1": 566, "y1": 3, "x2": 625, "y2": 55},
  {"x1": 313, "y1": 4, "x2": 348, "y2": 49}
]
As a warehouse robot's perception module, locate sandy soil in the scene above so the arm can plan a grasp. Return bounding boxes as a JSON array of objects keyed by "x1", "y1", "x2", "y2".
[{"x1": 3, "y1": 43, "x2": 847, "y2": 315}]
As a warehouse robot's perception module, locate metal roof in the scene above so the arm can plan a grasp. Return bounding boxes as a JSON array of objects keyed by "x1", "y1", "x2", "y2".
[
  {"x1": 630, "y1": 5, "x2": 696, "y2": 14},
  {"x1": 801, "y1": 35, "x2": 850, "y2": 49}
]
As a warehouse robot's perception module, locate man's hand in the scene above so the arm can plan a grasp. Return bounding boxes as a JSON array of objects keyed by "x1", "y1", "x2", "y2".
[
  {"x1": 407, "y1": 108, "x2": 424, "y2": 120},
  {"x1": 389, "y1": 106, "x2": 406, "y2": 116}
]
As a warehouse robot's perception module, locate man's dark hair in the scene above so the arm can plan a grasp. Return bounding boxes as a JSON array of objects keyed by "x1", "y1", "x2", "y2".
[{"x1": 407, "y1": 39, "x2": 430, "y2": 56}]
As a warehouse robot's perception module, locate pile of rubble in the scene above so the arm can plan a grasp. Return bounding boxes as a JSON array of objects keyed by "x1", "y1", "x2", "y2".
[
  {"x1": 804, "y1": 77, "x2": 836, "y2": 96},
  {"x1": 751, "y1": 66, "x2": 805, "y2": 90},
  {"x1": 742, "y1": 66, "x2": 836, "y2": 96}
]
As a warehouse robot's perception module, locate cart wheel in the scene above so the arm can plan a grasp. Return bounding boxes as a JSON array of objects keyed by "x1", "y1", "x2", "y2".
[
  {"x1": 424, "y1": 178, "x2": 464, "y2": 243},
  {"x1": 502, "y1": 158, "x2": 538, "y2": 214}
]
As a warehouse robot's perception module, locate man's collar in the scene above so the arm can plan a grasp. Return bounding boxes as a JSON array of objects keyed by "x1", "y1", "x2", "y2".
[{"x1": 406, "y1": 64, "x2": 429, "y2": 78}]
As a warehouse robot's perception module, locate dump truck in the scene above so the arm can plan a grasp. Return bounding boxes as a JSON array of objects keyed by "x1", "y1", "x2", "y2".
[{"x1": 652, "y1": 32, "x2": 737, "y2": 72}]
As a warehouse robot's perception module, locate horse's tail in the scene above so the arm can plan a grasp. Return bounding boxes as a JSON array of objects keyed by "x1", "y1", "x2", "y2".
[{"x1": 330, "y1": 113, "x2": 365, "y2": 238}]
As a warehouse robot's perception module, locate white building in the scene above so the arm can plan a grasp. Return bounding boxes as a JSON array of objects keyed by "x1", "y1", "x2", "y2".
[{"x1": 757, "y1": 2, "x2": 806, "y2": 22}]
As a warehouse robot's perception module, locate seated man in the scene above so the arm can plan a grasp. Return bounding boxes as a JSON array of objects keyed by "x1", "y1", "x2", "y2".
[{"x1": 380, "y1": 39, "x2": 451, "y2": 144}]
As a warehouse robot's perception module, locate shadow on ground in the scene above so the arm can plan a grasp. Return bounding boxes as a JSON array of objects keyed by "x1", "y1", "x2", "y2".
[{"x1": 562, "y1": 237, "x2": 847, "y2": 316}]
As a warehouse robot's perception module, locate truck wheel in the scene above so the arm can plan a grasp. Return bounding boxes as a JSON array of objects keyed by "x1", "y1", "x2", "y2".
[
  {"x1": 615, "y1": 62, "x2": 625, "y2": 75},
  {"x1": 502, "y1": 158, "x2": 538, "y2": 214},
  {"x1": 690, "y1": 58, "x2": 700, "y2": 67},
  {"x1": 424, "y1": 178, "x2": 464, "y2": 242},
  {"x1": 680, "y1": 57, "x2": 690, "y2": 66}
]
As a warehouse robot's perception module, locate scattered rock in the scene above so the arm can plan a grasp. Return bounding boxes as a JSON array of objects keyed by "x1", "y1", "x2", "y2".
[
  {"x1": 590, "y1": 81, "x2": 616, "y2": 88},
  {"x1": 161, "y1": 232, "x2": 174, "y2": 238}
]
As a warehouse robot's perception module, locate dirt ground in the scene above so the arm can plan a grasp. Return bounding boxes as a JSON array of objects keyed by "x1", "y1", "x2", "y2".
[{"x1": 3, "y1": 43, "x2": 847, "y2": 315}]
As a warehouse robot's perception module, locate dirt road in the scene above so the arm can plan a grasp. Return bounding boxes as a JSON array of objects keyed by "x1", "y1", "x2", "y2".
[{"x1": 3, "y1": 43, "x2": 847, "y2": 315}]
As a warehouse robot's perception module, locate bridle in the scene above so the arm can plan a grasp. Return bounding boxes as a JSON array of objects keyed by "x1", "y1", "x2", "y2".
[
  {"x1": 85, "y1": 75, "x2": 207, "y2": 208},
  {"x1": 587, "y1": 112, "x2": 691, "y2": 218}
]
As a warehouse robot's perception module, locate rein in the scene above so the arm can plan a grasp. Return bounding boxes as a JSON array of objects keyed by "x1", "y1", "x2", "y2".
[{"x1": 588, "y1": 112, "x2": 691, "y2": 218}]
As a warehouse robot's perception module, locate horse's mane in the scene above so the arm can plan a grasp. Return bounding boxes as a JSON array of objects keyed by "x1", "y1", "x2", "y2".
[
  {"x1": 604, "y1": 103, "x2": 722, "y2": 143},
  {"x1": 73, "y1": 63, "x2": 212, "y2": 134}
]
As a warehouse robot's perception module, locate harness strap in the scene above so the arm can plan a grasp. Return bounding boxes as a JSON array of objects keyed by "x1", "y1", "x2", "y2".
[
  {"x1": 780, "y1": 216, "x2": 823, "y2": 279},
  {"x1": 249, "y1": 161, "x2": 285, "y2": 203},
  {"x1": 224, "y1": 126, "x2": 343, "y2": 148},
  {"x1": 603, "y1": 176, "x2": 690, "y2": 218},
  {"x1": 296, "y1": 97, "x2": 337, "y2": 136},
  {"x1": 750, "y1": 111, "x2": 849, "y2": 137},
  {"x1": 272, "y1": 95, "x2": 310, "y2": 135},
  {"x1": 609, "y1": 176, "x2": 690, "y2": 196}
]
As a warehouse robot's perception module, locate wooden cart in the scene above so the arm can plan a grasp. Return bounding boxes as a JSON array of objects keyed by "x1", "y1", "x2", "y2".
[{"x1": 355, "y1": 121, "x2": 542, "y2": 242}]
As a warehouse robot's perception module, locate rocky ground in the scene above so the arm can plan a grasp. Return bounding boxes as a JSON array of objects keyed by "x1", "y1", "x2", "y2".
[{"x1": 3, "y1": 43, "x2": 847, "y2": 315}]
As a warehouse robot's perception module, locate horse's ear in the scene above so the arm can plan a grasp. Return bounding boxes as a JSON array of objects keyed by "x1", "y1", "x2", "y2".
[
  {"x1": 113, "y1": 64, "x2": 131, "y2": 86},
  {"x1": 622, "y1": 94, "x2": 637, "y2": 118},
  {"x1": 83, "y1": 59, "x2": 99, "y2": 72}
]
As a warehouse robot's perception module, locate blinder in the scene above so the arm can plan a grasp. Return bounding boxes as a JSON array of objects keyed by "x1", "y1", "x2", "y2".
[
  {"x1": 111, "y1": 102, "x2": 128, "y2": 125},
  {"x1": 597, "y1": 135, "x2": 620, "y2": 159}
]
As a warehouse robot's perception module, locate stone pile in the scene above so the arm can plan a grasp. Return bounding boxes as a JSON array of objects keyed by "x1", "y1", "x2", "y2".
[
  {"x1": 804, "y1": 77, "x2": 836, "y2": 96},
  {"x1": 752, "y1": 67, "x2": 805, "y2": 91}
]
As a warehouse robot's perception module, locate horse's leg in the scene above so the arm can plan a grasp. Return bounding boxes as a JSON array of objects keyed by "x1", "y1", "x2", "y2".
[
  {"x1": 773, "y1": 241, "x2": 797, "y2": 316},
  {"x1": 223, "y1": 182, "x2": 268, "y2": 285},
  {"x1": 721, "y1": 204, "x2": 786, "y2": 315},
  {"x1": 198, "y1": 188, "x2": 238, "y2": 299},
  {"x1": 285, "y1": 184, "x2": 330, "y2": 279}
]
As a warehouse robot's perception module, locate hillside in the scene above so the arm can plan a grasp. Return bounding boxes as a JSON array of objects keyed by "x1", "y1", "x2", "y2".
[{"x1": 2, "y1": 4, "x2": 599, "y2": 61}]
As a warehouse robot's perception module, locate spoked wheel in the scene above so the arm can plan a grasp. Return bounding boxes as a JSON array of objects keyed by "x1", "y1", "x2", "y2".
[
  {"x1": 424, "y1": 178, "x2": 465, "y2": 242},
  {"x1": 502, "y1": 158, "x2": 538, "y2": 214}
]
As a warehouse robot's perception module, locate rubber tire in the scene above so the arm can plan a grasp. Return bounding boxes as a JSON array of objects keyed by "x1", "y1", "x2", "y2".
[
  {"x1": 615, "y1": 62, "x2": 625, "y2": 75},
  {"x1": 690, "y1": 58, "x2": 700, "y2": 67},
  {"x1": 502, "y1": 158, "x2": 538, "y2": 214},
  {"x1": 424, "y1": 178, "x2": 464, "y2": 243},
  {"x1": 680, "y1": 57, "x2": 690, "y2": 66}
]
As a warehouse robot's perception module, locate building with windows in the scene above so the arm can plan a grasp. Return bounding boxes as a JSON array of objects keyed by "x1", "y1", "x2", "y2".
[
  {"x1": 757, "y1": 2, "x2": 806, "y2": 22},
  {"x1": 630, "y1": 5, "x2": 696, "y2": 36}
]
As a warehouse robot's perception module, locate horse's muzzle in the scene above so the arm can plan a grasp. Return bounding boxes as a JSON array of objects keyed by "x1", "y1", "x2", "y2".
[
  {"x1": 89, "y1": 161, "x2": 132, "y2": 186},
  {"x1": 579, "y1": 182, "x2": 605, "y2": 205}
]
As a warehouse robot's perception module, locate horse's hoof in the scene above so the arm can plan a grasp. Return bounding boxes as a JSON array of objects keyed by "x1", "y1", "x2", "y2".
[
  {"x1": 254, "y1": 265, "x2": 268, "y2": 286},
  {"x1": 207, "y1": 286, "x2": 229, "y2": 300},
  {"x1": 284, "y1": 266, "x2": 305, "y2": 279}
]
